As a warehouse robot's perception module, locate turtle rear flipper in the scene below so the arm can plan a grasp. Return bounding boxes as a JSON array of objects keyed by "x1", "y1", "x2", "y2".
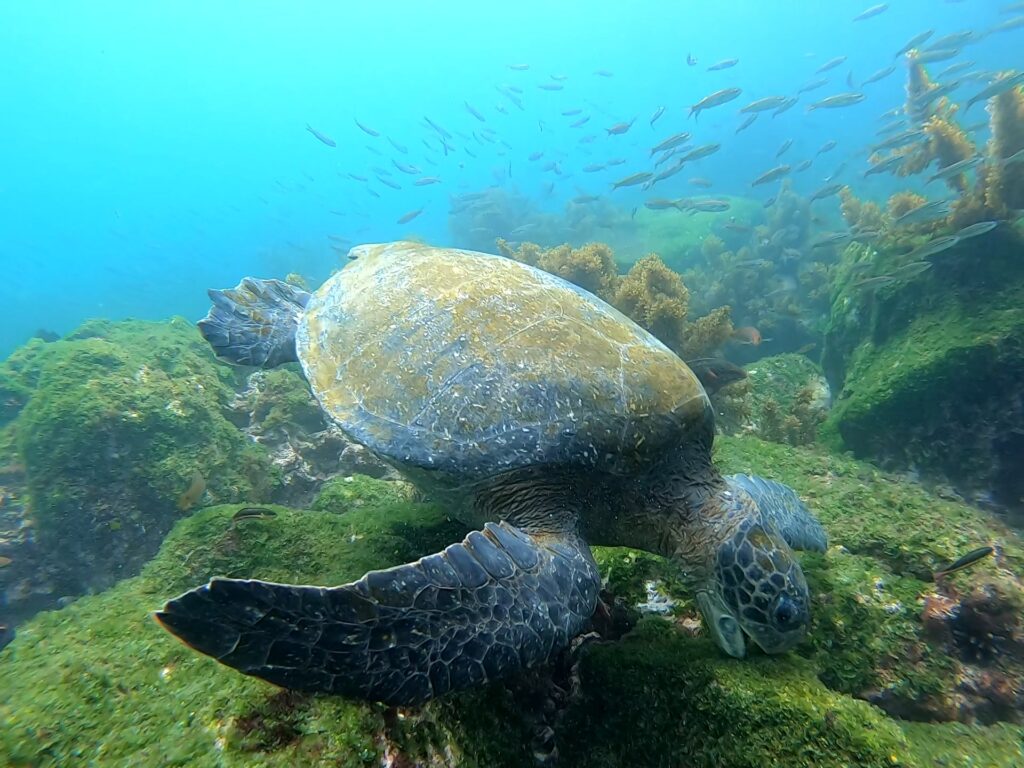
[
  {"x1": 198, "y1": 278, "x2": 311, "y2": 368},
  {"x1": 726, "y1": 474, "x2": 828, "y2": 552},
  {"x1": 154, "y1": 521, "x2": 601, "y2": 705}
]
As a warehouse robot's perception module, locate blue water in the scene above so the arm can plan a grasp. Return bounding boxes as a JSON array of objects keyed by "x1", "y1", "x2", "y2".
[{"x1": 0, "y1": 0, "x2": 1017, "y2": 356}]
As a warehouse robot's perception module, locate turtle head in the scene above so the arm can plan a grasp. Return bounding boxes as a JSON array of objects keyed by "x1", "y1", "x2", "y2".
[{"x1": 697, "y1": 515, "x2": 811, "y2": 658}]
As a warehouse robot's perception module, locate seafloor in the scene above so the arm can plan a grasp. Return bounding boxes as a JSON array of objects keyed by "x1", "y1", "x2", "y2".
[{"x1": 0, "y1": 301, "x2": 1022, "y2": 766}]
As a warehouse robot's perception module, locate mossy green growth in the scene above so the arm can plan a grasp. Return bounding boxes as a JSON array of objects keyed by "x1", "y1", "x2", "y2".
[
  {"x1": 311, "y1": 474, "x2": 416, "y2": 514},
  {"x1": 9, "y1": 317, "x2": 281, "y2": 593},
  {"x1": 801, "y1": 550, "x2": 957, "y2": 717},
  {"x1": 821, "y1": 225, "x2": 1024, "y2": 505},
  {"x1": 242, "y1": 367, "x2": 326, "y2": 435},
  {"x1": 0, "y1": 497, "x2": 465, "y2": 767},
  {"x1": 716, "y1": 435, "x2": 1024, "y2": 725},
  {"x1": 901, "y1": 721, "x2": 1024, "y2": 768},
  {"x1": 555, "y1": 619, "x2": 910, "y2": 768},
  {"x1": 1, "y1": 457, "x2": 1022, "y2": 766}
]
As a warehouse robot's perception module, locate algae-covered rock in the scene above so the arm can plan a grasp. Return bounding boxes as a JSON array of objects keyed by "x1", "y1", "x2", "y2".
[
  {"x1": 821, "y1": 225, "x2": 1024, "y2": 523},
  {"x1": 1, "y1": 453, "x2": 1022, "y2": 767},
  {"x1": 717, "y1": 436, "x2": 1024, "y2": 726},
  {"x1": 229, "y1": 368, "x2": 396, "y2": 507},
  {"x1": 736, "y1": 353, "x2": 831, "y2": 446},
  {"x1": 2, "y1": 317, "x2": 280, "y2": 606}
]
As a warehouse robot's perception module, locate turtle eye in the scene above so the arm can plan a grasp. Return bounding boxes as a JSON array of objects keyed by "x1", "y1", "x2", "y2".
[{"x1": 773, "y1": 596, "x2": 799, "y2": 627}]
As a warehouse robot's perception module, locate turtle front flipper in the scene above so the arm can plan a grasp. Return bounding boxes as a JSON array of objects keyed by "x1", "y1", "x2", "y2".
[
  {"x1": 198, "y1": 277, "x2": 311, "y2": 368},
  {"x1": 726, "y1": 474, "x2": 828, "y2": 552},
  {"x1": 154, "y1": 521, "x2": 601, "y2": 705}
]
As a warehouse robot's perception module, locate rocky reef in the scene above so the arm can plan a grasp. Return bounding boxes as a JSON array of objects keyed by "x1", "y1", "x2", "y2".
[
  {"x1": 0, "y1": 319, "x2": 390, "y2": 626},
  {"x1": 818, "y1": 65, "x2": 1024, "y2": 522},
  {"x1": 821, "y1": 213, "x2": 1024, "y2": 522},
  {"x1": 716, "y1": 354, "x2": 830, "y2": 446},
  {"x1": 2, "y1": 440, "x2": 1022, "y2": 767},
  {"x1": 682, "y1": 181, "x2": 834, "y2": 364}
]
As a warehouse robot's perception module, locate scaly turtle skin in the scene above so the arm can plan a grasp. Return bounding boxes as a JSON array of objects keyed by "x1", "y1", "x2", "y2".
[{"x1": 156, "y1": 242, "x2": 826, "y2": 706}]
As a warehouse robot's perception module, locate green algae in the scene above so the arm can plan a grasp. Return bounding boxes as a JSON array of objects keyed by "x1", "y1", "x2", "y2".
[
  {"x1": 556, "y1": 619, "x2": 911, "y2": 768},
  {"x1": 821, "y1": 225, "x2": 1024, "y2": 505},
  {"x1": 716, "y1": 436, "x2": 1024, "y2": 727},
  {"x1": 311, "y1": 474, "x2": 417, "y2": 514},
  {"x1": 2, "y1": 444, "x2": 1023, "y2": 766},
  {"x1": 0, "y1": 484, "x2": 463, "y2": 767},
  {"x1": 242, "y1": 367, "x2": 326, "y2": 435},
  {"x1": 8, "y1": 318, "x2": 280, "y2": 593},
  {"x1": 901, "y1": 721, "x2": 1024, "y2": 767},
  {"x1": 743, "y1": 354, "x2": 830, "y2": 446}
]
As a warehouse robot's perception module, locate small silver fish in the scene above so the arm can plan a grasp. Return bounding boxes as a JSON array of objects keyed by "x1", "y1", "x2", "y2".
[
  {"x1": 890, "y1": 260, "x2": 933, "y2": 280},
  {"x1": 650, "y1": 131, "x2": 692, "y2": 156},
  {"x1": 690, "y1": 88, "x2": 743, "y2": 118},
  {"x1": 861, "y1": 64, "x2": 897, "y2": 85},
  {"x1": 679, "y1": 143, "x2": 721, "y2": 162},
  {"x1": 895, "y1": 201, "x2": 952, "y2": 227},
  {"x1": 813, "y1": 231, "x2": 854, "y2": 248},
  {"x1": 893, "y1": 29, "x2": 934, "y2": 60},
  {"x1": 904, "y1": 235, "x2": 960, "y2": 260},
  {"x1": 708, "y1": 58, "x2": 740, "y2": 71},
  {"x1": 810, "y1": 183, "x2": 843, "y2": 201},
  {"x1": 772, "y1": 97, "x2": 799, "y2": 117},
  {"x1": 354, "y1": 119, "x2": 380, "y2": 137},
  {"x1": 853, "y1": 3, "x2": 888, "y2": 21},
  {"x1": 751, "y1": 165, "x2": 791, "y2": 186},
  {"x1": 740, "y1": 96, "x2": 790, "y2": 113},
  {"x1": 927, "y1": 156, "x2": 982, "y2": 183},
  {"x1": 612, "y1": 172, "x2": 654, "y2": 189},
  {"x1": 816, "y1": 56, "x2": 848, "y2": 74},
  {"x1": 808, "y1": 92, "x2": 865, "y2": 110},
  {"x1": 736, "y1": 114, "x2": 758, "y2": 133},
  {"x1": 305, "y1": 124, "x2": 336, "y2": 147},
  {"x1": 855, "y1": 275, "x2": 897, "y2": 289},
  {"x1": 954, "y1": 221, "x2": 999, "y2": 240},
  {"x1": 798, "y1": 78, "x2": 830, "y2": 94}
]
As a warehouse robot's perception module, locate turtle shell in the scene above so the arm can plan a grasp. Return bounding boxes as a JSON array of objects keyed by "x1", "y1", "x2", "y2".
[{"x1": 296, "y1": 242, "x2": 710, "y2": 484}]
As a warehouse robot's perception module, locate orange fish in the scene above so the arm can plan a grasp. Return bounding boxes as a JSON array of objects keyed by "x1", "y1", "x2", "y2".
[{"x1": 732, "y1": 326, "x2": 762, "y2": 345}]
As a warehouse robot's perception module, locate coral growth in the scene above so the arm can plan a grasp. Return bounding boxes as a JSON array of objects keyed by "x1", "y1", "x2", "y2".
[
  {"x1": 985, "y1": 85, "x2": 1024, "y2": 212},
  {"x1": 499, "y1": 241, "x2": 733, "y2": 359},
  {"x1": 496, "y1": 240, "x2": 619, "y2": 300},
  {"x1": 612, "y1": 253, "x2": 692, "y2": 350},
  {"x1": 839, "y1": 186, "x2": 885, "y2": 233},
  {"x1": 539, "y1": 242, "x2": 619, "y2": 301}
]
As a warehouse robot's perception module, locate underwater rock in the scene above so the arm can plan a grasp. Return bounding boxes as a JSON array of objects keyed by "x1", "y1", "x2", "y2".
[
  {"x1": 0, "y1": 318, "x2": 280, "y2": 622},
  {"x1": 1, "y1": 441, "x2": 1022, "y2": 766},
  {"x1": 822, "y1": 221, "x2": 1024, "y2": 524},
  {"x1": 716, "y1": 353, "x2": 830, "y2": 446},
  {"x1": 230, "y1": 368, "x2": 396, "y2": 507}
]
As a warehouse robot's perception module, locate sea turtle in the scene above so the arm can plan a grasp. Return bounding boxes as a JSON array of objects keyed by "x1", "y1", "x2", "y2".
[{"x1": 156, "y1": 241, "x2": 827, "y2": 706}]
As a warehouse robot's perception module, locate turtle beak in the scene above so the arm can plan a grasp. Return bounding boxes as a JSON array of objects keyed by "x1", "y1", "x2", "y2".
[{"x1": 696, "y1": 590, "x2": 746, "y2": 658}]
